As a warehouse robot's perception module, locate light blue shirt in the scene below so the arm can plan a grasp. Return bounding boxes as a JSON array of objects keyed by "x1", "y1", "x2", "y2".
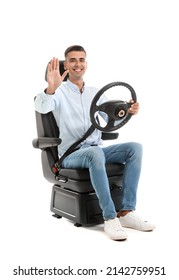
[{"x1": 35, "y1": 80, "x2": 107, "y2": 156}]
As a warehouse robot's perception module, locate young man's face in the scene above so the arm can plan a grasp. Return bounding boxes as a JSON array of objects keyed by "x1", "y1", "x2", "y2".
[{"x1": 64, "y1": 51, "x2": 87, "y2": 80}]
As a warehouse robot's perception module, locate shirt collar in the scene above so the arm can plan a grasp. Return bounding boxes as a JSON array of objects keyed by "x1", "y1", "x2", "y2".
[{"x1": 66, "y1": 79, "x2": 85, "y2": 93}]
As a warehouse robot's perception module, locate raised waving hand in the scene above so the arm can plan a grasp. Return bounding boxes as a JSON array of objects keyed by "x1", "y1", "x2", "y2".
[{"x1": 46, "y1": 57, "x2": 69, "y2": 94}]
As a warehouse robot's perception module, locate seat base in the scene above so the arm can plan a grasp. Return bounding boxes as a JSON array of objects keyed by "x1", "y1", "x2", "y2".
[{"x1": 50, "y1": 184, "x2": 122, "y2": 226}]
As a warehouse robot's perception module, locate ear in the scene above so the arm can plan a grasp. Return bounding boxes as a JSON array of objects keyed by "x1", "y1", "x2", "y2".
[{"x1": 63, "y1": 61, "x2": 67, "y2": 70}]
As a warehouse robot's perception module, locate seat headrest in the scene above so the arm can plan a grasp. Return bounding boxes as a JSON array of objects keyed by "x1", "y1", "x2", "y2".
[{"x1": 45, "y1": 60, "x2": 68, "y2": 82}]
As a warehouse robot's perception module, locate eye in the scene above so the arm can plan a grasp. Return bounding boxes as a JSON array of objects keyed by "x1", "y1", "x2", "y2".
[{"x1": 69, "y1": 58, "x2": 76, "y2": 62}]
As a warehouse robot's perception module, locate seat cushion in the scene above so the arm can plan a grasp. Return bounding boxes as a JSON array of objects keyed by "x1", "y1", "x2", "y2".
[{"x1": 59, "y1": 163, "x2": 124, "y2": 181}]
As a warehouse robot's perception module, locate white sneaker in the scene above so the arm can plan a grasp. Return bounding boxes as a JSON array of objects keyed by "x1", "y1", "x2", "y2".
[
  {"x1": 119, "y1": 212, "x2": 155, "y2": 231},
  {"x1": 104, "y1": 217, "x2": 128, "y2": 240}
]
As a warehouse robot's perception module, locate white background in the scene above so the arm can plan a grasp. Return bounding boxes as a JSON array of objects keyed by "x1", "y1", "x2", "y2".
[{"x1": 0, "y1": 0, "x2": 179, "y2": 279}]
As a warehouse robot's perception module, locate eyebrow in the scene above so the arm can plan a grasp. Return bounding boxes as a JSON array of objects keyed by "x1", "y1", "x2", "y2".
[{"x1": 69, "y1": 57, "x2": 85, "y2": 61}]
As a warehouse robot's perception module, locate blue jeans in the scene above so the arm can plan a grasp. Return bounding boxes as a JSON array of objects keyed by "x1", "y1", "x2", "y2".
[{"x1": 62, "y1": 142, "x2": 143, "y2": 220}]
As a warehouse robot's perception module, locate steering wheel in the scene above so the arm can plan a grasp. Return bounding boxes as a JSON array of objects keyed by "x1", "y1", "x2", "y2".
[{"x1": 90, "y1": 82, "x2": 137, "y2": 132}]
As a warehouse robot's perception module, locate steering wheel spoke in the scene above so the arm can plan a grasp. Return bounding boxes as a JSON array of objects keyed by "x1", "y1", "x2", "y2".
[{"x1": 105, "y1": 119, "x2": 116, "y2": 130}]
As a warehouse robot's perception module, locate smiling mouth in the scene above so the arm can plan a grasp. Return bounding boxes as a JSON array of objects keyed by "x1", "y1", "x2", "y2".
[{"x1": 73, "y1": 68, "x2": 83, "y2": 72}]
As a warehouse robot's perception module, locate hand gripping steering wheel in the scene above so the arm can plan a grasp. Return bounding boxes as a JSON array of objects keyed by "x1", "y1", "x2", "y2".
[{"x1": 90, "y1": 82, "x2": 137, "y2": 132}]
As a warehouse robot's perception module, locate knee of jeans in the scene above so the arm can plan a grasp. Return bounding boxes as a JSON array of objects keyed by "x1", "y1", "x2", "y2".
[{"x1": 131, "y1": 142, "x2": 143, "y2": 157}]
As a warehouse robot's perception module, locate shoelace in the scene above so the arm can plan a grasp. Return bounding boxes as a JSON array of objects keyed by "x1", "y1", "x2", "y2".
[{"x1": 129, "y1": 212, "x2": 148, "y2": 223}]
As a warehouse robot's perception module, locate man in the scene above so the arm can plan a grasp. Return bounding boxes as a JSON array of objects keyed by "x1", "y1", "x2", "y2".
[{"x1": 35, "y1": 45, "x2": 155, "y2": 240}]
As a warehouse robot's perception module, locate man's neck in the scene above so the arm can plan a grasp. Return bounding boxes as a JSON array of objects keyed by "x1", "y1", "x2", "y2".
[{"x1": 69, "y1": 78, "x2": 84, "y2": 93}]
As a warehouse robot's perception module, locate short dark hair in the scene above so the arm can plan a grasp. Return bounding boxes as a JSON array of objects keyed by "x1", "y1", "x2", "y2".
[{"x1": 64, "y1": 45, "x2": 86, "y2": 58}]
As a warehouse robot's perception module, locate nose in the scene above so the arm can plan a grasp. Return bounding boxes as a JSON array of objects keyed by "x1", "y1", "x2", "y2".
[{"x1": 75, "y1": 60, "x2": 81, "y2": 67}]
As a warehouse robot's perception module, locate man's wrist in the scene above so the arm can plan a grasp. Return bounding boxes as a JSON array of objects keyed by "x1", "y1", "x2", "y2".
[{"x1": 44, "y1": 87, "x2": 55, "y2": 95}]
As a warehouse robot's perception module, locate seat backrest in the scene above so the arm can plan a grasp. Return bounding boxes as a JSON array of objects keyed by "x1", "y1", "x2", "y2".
[
  {"x1": 35, "y1": 110, "x2": 59, "y2": 138},
  {"x1": 35, "y1": 110, "x2": 59, "y2": 163},
  {"x1": 35, "y1": 59, "x2": 77, "y2": 180}
]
